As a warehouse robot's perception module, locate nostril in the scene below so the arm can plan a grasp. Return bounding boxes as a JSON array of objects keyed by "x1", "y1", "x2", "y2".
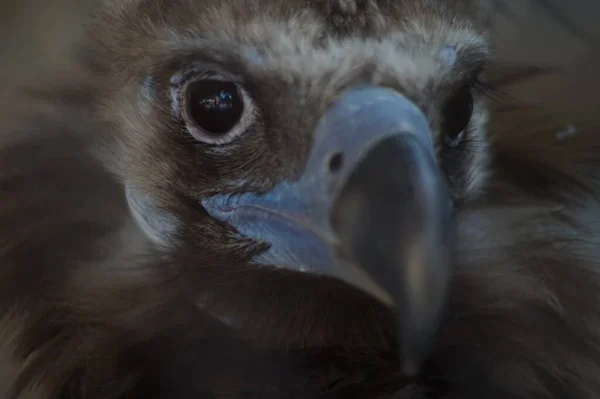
[{"x1": 328, "y1": 152, "x2": 344, "y2": 173}]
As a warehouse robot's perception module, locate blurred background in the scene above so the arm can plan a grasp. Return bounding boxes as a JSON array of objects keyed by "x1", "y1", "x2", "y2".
[{"x1": 0, "y1": 0, "x2": 599, "y2": 136}]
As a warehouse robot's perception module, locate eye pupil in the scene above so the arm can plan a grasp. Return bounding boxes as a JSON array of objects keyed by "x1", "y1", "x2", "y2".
[
  {"x1": 186, "y1": 80, "x2": 244, "y2": 135},
  {"x1": 443, "y1": 84, "x2": 474, "y2": 140}
]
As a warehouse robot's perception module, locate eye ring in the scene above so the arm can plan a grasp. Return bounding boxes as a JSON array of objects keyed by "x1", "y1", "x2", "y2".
[{"x1": 173, "y1": 71, "x2": 256, "y2": 145}]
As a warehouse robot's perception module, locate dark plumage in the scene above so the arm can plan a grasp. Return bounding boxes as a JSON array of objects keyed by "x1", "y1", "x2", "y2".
[{"x1": 1, "y1": 0, "x2": 600, "y2": 398}]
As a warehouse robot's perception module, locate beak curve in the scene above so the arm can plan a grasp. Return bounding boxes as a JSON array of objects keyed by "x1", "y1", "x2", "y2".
[
  {"x1": 331, "y1": 133, "x2": 453, "y2": 375},
  {"x1": 201, "y1": 86, "x2": 453, "y2": 374}
]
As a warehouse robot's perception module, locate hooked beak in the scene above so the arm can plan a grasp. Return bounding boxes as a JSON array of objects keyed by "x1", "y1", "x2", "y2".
[{"x1": 201, "y1": 86, "x2": 453, "y2": 374}]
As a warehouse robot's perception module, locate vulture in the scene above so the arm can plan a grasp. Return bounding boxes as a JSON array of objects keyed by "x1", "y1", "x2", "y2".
[{"x1": 1, "y1": 0, "x2": 600, "y2": 397}]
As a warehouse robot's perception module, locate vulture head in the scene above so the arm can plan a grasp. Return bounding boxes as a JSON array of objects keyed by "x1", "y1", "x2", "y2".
[
  {"x1": 91, "y1": 0, "x2": 492, "y2": 373},
  {"x1": 3, "y1": 0, "x2": 600, "y2": 397}
]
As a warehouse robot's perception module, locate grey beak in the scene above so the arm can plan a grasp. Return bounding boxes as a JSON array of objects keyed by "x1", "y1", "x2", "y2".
[{"x1": 201, "y1": 86, "x2": 454, "y2": 375}]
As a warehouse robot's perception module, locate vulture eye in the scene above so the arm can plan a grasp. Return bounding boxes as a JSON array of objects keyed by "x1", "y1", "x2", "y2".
[
  {"x1": 442, "y1": 83, "x2": 474, "y2": 142},
  {"x1": 180, "y1": 77, "x2": 254, "y2": 145}
]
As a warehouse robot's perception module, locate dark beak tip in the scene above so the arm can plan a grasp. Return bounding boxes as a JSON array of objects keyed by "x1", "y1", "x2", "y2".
[
  {"x1": 397, "y1": 323, "x2": 435, "y2": 377},
  {"x1": 330, "y1": 128, "x2": 452, "y2": 377}
]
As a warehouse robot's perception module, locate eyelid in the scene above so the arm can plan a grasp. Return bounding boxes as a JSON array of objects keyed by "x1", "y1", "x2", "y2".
[{"x1": 170, "y1": 63, "x2": 243, "y2": 86}]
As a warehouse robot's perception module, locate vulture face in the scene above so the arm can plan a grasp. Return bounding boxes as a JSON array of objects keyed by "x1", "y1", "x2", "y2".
[{"x1": 94, "y1": 0, "x2": 492, "y2": 371}]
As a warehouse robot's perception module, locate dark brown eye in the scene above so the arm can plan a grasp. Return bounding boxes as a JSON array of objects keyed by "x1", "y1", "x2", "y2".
[
  {"x1": 442, "y1": 84, "x2": 474, "y2": 141},
  {"x1": 186, "y1": 80, "x2": 243, "y2": 135},
  {"x1": 179, "y1": 77, "x2": 254, "y2": 145}
]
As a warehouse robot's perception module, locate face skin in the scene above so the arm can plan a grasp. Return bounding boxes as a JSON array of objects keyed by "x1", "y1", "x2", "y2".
[{"x1": 87, "y1": 0, "x2": 494, "y2": 371}]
